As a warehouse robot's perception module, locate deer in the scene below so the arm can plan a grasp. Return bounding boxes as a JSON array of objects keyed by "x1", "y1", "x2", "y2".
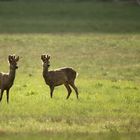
[
  {"x1": 0, "y1": 55, "x2": 19, "y2": 103},
  {"x1": 41, "y1": 54, "x2": 79, "y2": 99}
]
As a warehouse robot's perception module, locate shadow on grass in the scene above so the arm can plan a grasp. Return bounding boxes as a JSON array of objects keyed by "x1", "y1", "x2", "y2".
[
  {"x1": 0, "y1": 1, "x2": 140, "y2": 34},
  {"x1": 0, "y1": 21, "x2": 140, "y2": 34}
]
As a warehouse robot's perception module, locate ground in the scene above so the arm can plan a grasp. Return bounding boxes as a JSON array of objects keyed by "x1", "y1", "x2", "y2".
[{"x1": 0, "y1": 1, "x2": 140, "y2": 140}]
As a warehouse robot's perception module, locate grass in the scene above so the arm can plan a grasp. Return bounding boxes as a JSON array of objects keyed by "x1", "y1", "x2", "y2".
[
  {"x1": 0, "y1": 1, "x2": 140, "y2": 33},
  {"x1": 0, "y1": 0, "x2": 140, "y2": 140}
]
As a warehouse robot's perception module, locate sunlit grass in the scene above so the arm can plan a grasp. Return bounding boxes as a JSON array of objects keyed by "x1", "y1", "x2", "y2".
[
  {"x1": 0, "y1": 1, "x2": 140, "y2": 139},
  {"x1": 0, "y1": 33, "x2": 140, "y2": 139}
]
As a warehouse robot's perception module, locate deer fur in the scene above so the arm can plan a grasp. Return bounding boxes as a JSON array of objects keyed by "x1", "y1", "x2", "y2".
[
  {"x1": 0, "y1": 55, "x2": 19, "y2": 103},
  {"x1": 41, "y1": 54, "x2": 79, "y2": 99}
]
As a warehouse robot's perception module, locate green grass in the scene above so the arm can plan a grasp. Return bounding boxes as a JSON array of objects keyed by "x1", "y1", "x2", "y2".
[
  {"x1": 0, "y1": 1, "x2": 140, "y2": 140},
  {"x1": 0, "y1": 1, "x2": 140, "y2": 33}
]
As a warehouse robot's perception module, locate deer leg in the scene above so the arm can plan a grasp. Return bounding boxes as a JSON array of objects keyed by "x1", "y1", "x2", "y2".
[
  {"x1": 6, "y1": 89, "x2": 10, "y2": 104},
  {"x1": 64, "y1": 83, "x2": 72, "y2": 99},
  {"x1": 0, "y1": 89, "x2": 4, "y2": 102},
  {"x1": 49, "y1": 86, "x2": 54, "y2": 98},
  {"x1": 69, "y1": 82, "x2": 79, "y2": 99}
]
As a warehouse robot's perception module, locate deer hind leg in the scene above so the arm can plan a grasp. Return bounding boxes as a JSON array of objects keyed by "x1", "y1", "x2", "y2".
[
  {"x1": 64, "y1": 83, "x2": 72, "y2": 99},
  {"x1": 0, "y1": 89, "x2": 4, "y2": 102},
  {"x1": 6, "y1": 89, "x2": 10, "y2": 103},
  {"x1": 69, "y1": 82, "x2": 79, "y2": 99}
]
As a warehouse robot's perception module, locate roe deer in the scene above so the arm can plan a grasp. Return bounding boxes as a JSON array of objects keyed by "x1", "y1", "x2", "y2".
[
  {"x1": 41, "y1": 54, "x2": 79, "y2": 99},
  {"x1": 0, "y1": 55, "x2": 19, "y2": 103}
]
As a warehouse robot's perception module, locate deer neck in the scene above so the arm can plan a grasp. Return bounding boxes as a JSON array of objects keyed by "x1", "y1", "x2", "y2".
[
  {"x1": 43, "y1": 66, "x2": 49, "y2": 79},
  {"x1": 8, "y1": 66, "x2": 16, "y2": 84}
]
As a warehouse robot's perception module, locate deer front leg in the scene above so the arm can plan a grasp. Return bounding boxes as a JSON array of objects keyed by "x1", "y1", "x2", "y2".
[
  {"x1": 49, "y1": 85, "x2": 54, "y2": 98},
  {"x1": 6, "y1": 89, "x2": 10, "y2": 103},
  {"x1": 0, "y1": 89, "x2": 4, "y2": 102}
]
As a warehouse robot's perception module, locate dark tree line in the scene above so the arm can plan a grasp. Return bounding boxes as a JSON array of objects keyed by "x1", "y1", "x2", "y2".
[
  {"x1": 101, "y1": 0, "x2": 140, "y2": 4},
  {"x1": 0, "y1": 0, "x2": 139, "y2": 5}
]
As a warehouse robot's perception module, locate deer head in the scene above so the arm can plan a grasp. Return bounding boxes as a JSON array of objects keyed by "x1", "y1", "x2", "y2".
[
  {"x1": 8, "y1": 55, "x2": 19, "y2": 69},
  {"x1": 41, "y1": 54, "x2": 50, "y2": 68}
]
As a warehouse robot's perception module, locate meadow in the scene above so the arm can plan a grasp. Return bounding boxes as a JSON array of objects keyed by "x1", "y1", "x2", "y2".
[{"x1": 0, "y1": 0, "x2": 140, "y2": 139}]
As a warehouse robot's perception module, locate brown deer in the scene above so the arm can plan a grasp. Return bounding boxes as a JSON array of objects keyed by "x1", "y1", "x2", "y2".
[
  {"x1": 0, "y1": 55, "x2": 19, "y2": 103},
  {"x1": 41, "y1": 54, "x2": 79, "y2": 99}
]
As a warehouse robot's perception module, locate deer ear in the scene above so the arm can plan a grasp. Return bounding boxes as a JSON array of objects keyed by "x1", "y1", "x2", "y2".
[
  {"x1": 46, "y1": 55, "x2": 50, "y2": 59},
  {"x1": 8, "y1": 55, "x2": 12, "y2": 62},
  {"x1": 15, "y1": 56, "x2": 19, "y2": 62},
  {"x1": 41, "y1": 55, "x2": 45, "y2": 61}
]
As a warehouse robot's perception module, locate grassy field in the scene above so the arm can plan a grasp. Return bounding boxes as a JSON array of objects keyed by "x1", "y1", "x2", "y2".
[{"x1": 0, "y1": 0, "x2": 140, "y2": 140}]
